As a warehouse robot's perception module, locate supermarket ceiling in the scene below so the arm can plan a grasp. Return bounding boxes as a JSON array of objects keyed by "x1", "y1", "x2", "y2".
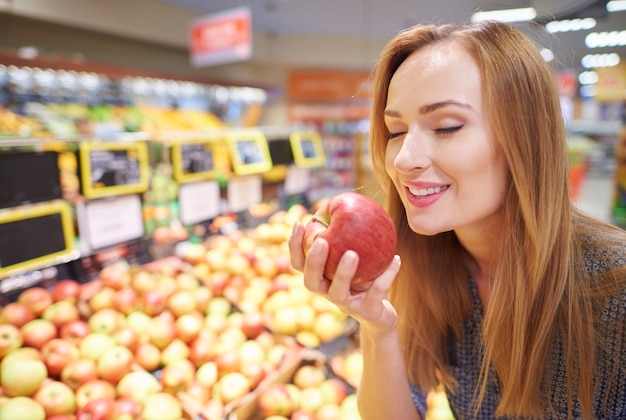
[
  {"x1": 153, "y1": 0, "x2": 626, "y2": 72},
  {"x1": 154, "y1": 0, "x2": 614, "y2": 38}
]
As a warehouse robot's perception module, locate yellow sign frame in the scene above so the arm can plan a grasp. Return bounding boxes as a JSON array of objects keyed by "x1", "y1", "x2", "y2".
[
  {"x1": 0, "y1": 201, "x2": 75, "y2": 278},
  {"x1": 226, "y1": 130, "x2": 273, "y2": 176},
  {"x1": 289, "y1": 130, "x2": 326, "y2": 168},
  {"x1": 79, "y1": 141, "x2": 150, "y2": 199}
]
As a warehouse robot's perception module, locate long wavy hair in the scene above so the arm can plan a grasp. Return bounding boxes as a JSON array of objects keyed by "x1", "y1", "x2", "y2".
[{"x1": 369, "y1": 21, "x2": 626, "y2": 418}]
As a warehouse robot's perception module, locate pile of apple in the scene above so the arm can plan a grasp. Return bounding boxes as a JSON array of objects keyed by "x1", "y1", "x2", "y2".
[
  {"x1": 255, "y1": 358, "x2": 360, "y2": 420},
  {"x1": 179, "y1": 204, "x2": 352, "y2": 348},
  {"x1": 0, "y1": 259, "x2": 301, "y2": 420}
]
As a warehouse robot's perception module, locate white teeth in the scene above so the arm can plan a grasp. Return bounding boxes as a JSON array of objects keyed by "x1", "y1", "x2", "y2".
[{"x1": 408, "y1": 185, "x2": 448, "y2": 197}]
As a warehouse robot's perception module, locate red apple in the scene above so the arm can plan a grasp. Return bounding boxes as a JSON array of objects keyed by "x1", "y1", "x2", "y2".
[
  {"x1": 33, "y1": 380, "x2": 76, "y2": 417},
  {"x1": 42, "y1": 301, "x2": 80, "y2": 329},
  {"x1": 241, "y1": 310, "x2": 267, "y2": 339},
  {"x1": 302, "y1": 191, "x2": 397, "y2": 290},
  {"x1": 188, "y1": 333, "x2": 217, "y2": 367},
  {"x1": 59, "y1": 320, "x2": 91, "y2": 344},
  {"x1": 194, "y1": 286, "x2": 213, "y2": 313},
  {"x1": 140, "y1": 290, "x2": 166, "y2": 317},
  {"x1": 41, "y1": 338, "x2": 80, "y2": 377},
  {"x1": 75, "y1": 380, "x2": 116, "y2": 409},
  {"x1": 97, "y1": 345, "x2": 134, "y2": 384},
  {"x1": 100, "y1": 264, "x2": 130, "y2": 290},
  {"x1": 112, "y1": 327, "x2": 140, "y2": 353},
  {"x1": 60, "y1": 358, "x2": 98, "y2": 391},
  {"x1": 319, "y1": 377, "x2": 349, "y2": 405},
  {"x1": 20, "y1": 319, "x2": 57, "y2": 349},
  {"x1": 0, "y1": 324, "x2": 23, "y2": 358},
  {"x1": 113, "y1": 397, "x2": 142, "y2": 419},
  {"x1": 17, "y1": 287, "x2": 53, "y2": 316},
  {"x1": 76, "y1": 397, "x2": 115, "y2": 420},
  {"x1": 258, "y1": 382, "x2": 296, "y2": 417},
  {"x1": 0, "y1": 302, "x2": 36, "y2": 327},
  {"x1": 111, "y1": 288, "x2": 138, "y2": 315},
  {"x1": 51, "y1": 279, "x2": 81, "y2": 303},
  {"x1": 133, "y1": 342, "x2": 161, "y2": 372}
]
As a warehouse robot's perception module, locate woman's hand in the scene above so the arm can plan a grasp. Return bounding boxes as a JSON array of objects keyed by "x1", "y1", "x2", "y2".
[{"x1": 288, "y1": 221, "x2": 401, "y2": 336}]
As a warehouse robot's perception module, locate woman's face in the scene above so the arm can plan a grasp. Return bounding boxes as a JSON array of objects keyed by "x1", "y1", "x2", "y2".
[{"x1": 384, "y1": 42, "x2": 508, "y2": 237}]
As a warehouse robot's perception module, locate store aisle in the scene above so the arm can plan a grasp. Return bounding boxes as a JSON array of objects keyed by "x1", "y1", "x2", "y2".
[{"x1": 574, "y1": 172, "x2": 615, "y2": 224}]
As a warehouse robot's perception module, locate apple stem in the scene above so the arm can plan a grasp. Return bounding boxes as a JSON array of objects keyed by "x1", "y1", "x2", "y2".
[{"x1": 311, "y1": 216, "x2": 329, "y2": 228}]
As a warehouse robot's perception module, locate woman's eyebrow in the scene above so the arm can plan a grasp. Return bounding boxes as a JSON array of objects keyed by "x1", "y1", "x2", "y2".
[{"x1": 384, "y1": 100, "x2": 472, "y2": 119}]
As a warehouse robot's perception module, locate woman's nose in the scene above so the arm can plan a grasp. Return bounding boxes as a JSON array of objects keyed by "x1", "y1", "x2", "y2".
[{"x1": 393, "y1": 132, "x2": 431, "y2": 171}]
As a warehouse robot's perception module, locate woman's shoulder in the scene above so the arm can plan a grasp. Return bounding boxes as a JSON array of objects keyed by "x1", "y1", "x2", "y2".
[{"x1": 577, "y1": 219, "x2": 626, "y2": 275}]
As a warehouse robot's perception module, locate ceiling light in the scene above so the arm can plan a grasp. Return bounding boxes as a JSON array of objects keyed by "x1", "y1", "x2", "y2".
[
  {"x1": 581, "y1": 53, "x2": 621, "y2": 68},
  {"x1": 578, "y1": 71, "x2": 599, "y2": 85},
  {"x1": 470, "y1": 7, "x2": 537, "y2": 23},
  {"x1": 607, "y1": 1, "x2": 626, "y2": 12},
  {"x1": 585, "y1": 30, "x2": 626, "y2": 48},
  {"x1": 540, "y1": 48, "x2": 554, "y2": 62},
  {"x1": 545, "y1": 18, "x2": 596, "y2": 33}
]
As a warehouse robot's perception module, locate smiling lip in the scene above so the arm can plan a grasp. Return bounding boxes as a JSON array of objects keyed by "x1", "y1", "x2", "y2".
[{"x1": 404, "y1": 183, "x2": 449, "y2": 208}]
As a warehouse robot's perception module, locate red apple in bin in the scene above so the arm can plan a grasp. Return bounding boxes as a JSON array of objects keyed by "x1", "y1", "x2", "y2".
[
  {"x1": 60, "y1": 358, "x2": 98, "y2": 391},
  {"x1": 59, "y1": 319, "x2": 91, "y2": 344},
  {"x1": 75, "y1": 380, "x2": 116, "y2": 409},
  {"x1": 51, "y1": 279, "x2": 81, "y2": 303},
  {"x1": 41, "y1": 338, "x2": 80, "y2": 377},
  {"x1": 76, "y1": 397, "x2": 116, "y2": 420},
  {"x1": 42, "y1": 300, "x2": 80, "y2": 329},
  {"x1": 17, "y1": 286, "x2": 53, "y2": 316},
  {"x1": 0, "y1": 302, "x2": 36, "y2": 327},
  {"x1": 33, "y1": 380, "x2": 76, "y2": 417},
  {"x1": 21, "y1": 318, "x2": 57, "y2": 349},
  {"x1": 97, "y1": 345, "x2": 134, "y2": 384},
  {"x1": 0, "y1": 324, "x2": 23, "y2": 358},
  {"x1": 303, "y1": 192, "x2": 397, "y2": 291}
]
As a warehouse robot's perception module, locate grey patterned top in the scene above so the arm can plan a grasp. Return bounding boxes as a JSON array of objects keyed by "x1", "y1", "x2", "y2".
[{"x1": 410, "y1": 236, "x2": 626, "y2": 419}]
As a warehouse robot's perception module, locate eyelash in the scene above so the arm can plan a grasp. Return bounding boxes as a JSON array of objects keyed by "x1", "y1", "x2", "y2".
[
  {"x1": 435, "y1": 125, "x2": 464, "y2": 135},
  {"x1": 386, "y1": 124, "x2": 464, "y2": 140}
]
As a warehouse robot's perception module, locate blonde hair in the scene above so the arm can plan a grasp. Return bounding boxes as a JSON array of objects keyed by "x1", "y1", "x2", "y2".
[{"x1": 369, "y1": 21, "x2": 626, "y2": 418}]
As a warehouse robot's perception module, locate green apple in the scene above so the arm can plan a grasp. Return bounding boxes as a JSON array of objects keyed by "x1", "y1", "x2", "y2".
[
  {"x1": 1, "y1": 359, "x2": 48, "y2": 397},
  {"x1": 78, "y1": 332, "x2": 115, "y2": 361},
  {"x1": 116, "y1": 370, "x2": 161, "y2": 404},
  {"x1": 142, "y1": 392, "x2": 183, "y2": 420},
  {"x1": 0, "y1": 396, "x2": 45, "y2": 420}
]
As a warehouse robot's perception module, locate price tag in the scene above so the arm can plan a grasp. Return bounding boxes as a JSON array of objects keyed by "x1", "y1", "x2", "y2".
[
  {"x1": 226, "y1": 130, "x2": 273, "y2": 175},
  {"x1": 79, "y1": 195, "x2": 144, "y2": 251},
  {"x1": 227, "y1": 175, "x2": 262, "y2": 213},
  {"x1": 284, "y1": 165, "x2": 311, "y2": 195},
  {"x1": 290, "y1": 131, "x2": 326, "y2": 168},
  {"x1": 179, "y1": 181, "x2": 221, "y2": 225},
  {"x1": 0, "y1": 201, "x2": 76, "y2": 278},
  {"x1": 171, "y1": 139, "x2": 220, "y2": 183},
  {"x1": 79, "y1": 141, "x2": 150, "y2": 199}
]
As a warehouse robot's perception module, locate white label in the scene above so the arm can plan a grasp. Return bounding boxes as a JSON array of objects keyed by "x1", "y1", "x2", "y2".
[
  {"x1": 227, "y1": 175, "x2": 262, "y2": 213},
  {"x1": 179, "y1": 181, "x2": 221, "y2": 225},
  {"x1": 284, "y1": 165, "x2": 310, "y2": 195},
  {"x1": 83, "y1": 195, "x2": 144, "y2": 250}
]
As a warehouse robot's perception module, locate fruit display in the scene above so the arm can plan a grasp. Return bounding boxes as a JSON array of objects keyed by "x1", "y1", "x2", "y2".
[
  {"x1": 302, "y1": 192, "x2": 397, "y2": 291},
  {"x1": 229, "y1": 349, "x2": 360, "y2": 420}
]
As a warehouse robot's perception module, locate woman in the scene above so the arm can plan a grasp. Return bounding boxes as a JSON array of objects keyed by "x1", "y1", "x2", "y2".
[{"x1": 289, "y1": 21, "x2": 626, "y2": 419}]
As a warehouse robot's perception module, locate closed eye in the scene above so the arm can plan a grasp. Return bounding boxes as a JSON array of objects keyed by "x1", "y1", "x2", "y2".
[
  {"x1": 435, "y1": 125, "x2": 463, "y2": 135},
  {"x1": 387, "y1": 132, "x2": 406, "y2": 140}
]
